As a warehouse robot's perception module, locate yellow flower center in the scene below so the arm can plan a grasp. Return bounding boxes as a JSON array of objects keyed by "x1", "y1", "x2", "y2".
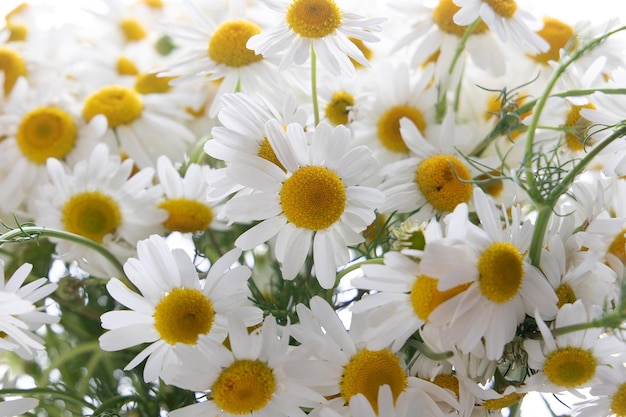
[
  {"x1": 16, "y1": 106, "x2": 77, "y2": 164},
  {"x1": 482, "y1": 392, "x2": 526, "y2": 410},
  {"x1": 432, "y1": 0, "x2": 488, "y2": 36},
  {"x1": 348, "y1": 37, "x2": 373, "y2": 69},
  {"x1": 611, "y1": 382, "x2": 626, "y2": 417},
  {"x1": 341, "y1": 349, "x2": 408, "y2": 412},
  {"x1": 82, "y1": 85, "x2": 144, "y2": 128},
  {"x1": 482, "y1": 0, "x2": 517, "y2": 19},
  {"x1": 208, "y1": 20, "x2": 263, "y2": 67},
  {"x1": 116, "y1": 56, "x2": 139, "y2": 76},
  {"x1": 377, "y1": 105, "x2": 426, "y2": 153},
  {"x1": 410, "y1": 275, "x2": 471, "y2": 321},
  {"x1": 543, "y1": 347, "x2": 597, "y2": 388},
  {"x1": 134, "y1": 72, "x2": 176, "y2": 94},
  {"x1": 286, "y1": 0, "x2": 342, "y2": 38},
  {"x1": 158, "y1": 198, "x2": 214, "y2": 233},
  {"x1": 555, "y1": 283, "x2": 577, "y2": 309},
  {"x1": 415, "y1": 155, "x2": 473, "y2": 212},
  {"x1": 608, "y1": 228, "x2": 626, "y2": 264},
  {"x1": 153, "y1": 287, "x2": 215, "y2": 345},
  {"x1": 119, "y1": 18, "x2": 147, "y2": 42},
  {"x1": 325, "y1": 91, "x2": 355, "y2": 125},
  {"x1": 477, "y1": 242, "x2": 524, "y2": 303},
  {"x1": 280, "y1": 166, "x2": 346, "y2": 231},
  {"x1": 530, "y1": 17, "x2": 575, "y2": 65},
  {"x1": 258, "y1": 138, "x2": 286, "y2": 171},
  {"x1": 475, "y1": 171, "x2": 504, "y2": 198},
  {"x1": 7, "y1": 23, "x2": 28, "y2": 42},
  {"x1": 140, "y1": 0, "x2": 164, "y2": 8},
  {"x1": 62, "y1": 191, "x2": 122, "y2": 243},
  {"x1": 212, "y1": 359, "x2": 276, "y2": 414},
  {"x1": 432, "y1": 374, "x2": 460, "y2": 398},
  {"x1": 564, "y1": 103, "x2": 596, "y2": 151},
  {"x1": 0, "y1": 47, "x2": 27, "y2": 96}
]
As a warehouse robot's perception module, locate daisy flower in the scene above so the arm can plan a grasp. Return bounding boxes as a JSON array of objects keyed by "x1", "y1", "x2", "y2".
[
  {"x1": 156, "y1": 155, "x2": 221, "y2": 234},
  {"x1": 376, "y1": 113, "x2": 477, "y2": 220},
  {"x1": 0, "y1": 261, "x2": 58, "y2": 356},
  {"x1": 524, "y1": 300, "x2": 626, "y2": 395},
  {"x1": 99, "y1": 234, "x2": 263, "y2": 382},
  {"x1": 32, "y1": 143, "x2": 167, "y2": 278},
  {"x1": 419, "y1": 188, "x2": 558, "y2": 360},
  {"x1": 392, "y1": 0, "x2": 506, "y2": 79},
  {"x1": 452, "y1": 0, "x2": 549, "y2": 54},
  {"x1": 291, "y1": 296, "x2": 459, "y2": 414},
  {"x1": 353, "y1": 62, "x2": 437, "y2": 164},
  {"x1": 81, "y1": 82, "x2": 195, "y2": 168},
  {"x1": 161, "y1": 315, "x2": 326, "y2": 417},
  {"x1": 574, "y1": 365, "x2": 626, "y2": 417},
  {"x1": 246, "y1": 0, "x2": 385, "y2": 76},
  {"x1": 158, "y1": 1, "x2": 284, "y2": 117},
  {"x1": 351, "y1": 247, "x2": 468, "y2": 352},
  {"x1": 0, "y1": 77, "x2": 105, "y2": 216},
  {"x1": 222, "y1": 120, "x2": 383, "y2": 289}
]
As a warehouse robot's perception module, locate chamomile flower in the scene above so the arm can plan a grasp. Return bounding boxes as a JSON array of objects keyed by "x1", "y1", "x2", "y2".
[
  {"x1": 0, "y1": 261, "x2": 58, "y2": 356},
  {"x1": 222, "y1": 120, "x2": 383, "y2": 289},
  {"x1": 524, "y1": 300, "x2": 626, "y2": 394},
  {"x1": 156, "y1": 155, "x2": 219, "y2": 234},
  {"x1": 0, "y1": 77, "x2": 105, "y2": 216},
  {"x1": 99, "y1": 235, "x2": 263, "y2": 382},
  {"x1": 246, "y1": 0, "x2": 385, "y2": 76},
  {"x1": 161, "y1": 315, "x2": 326, "y2": 417},
  {"x1": 419, "y1": 188, "x2": 558, "y2": 360},
  {"x1": 353, "y1": 62, "x2": 437, "y2": 164},
  {"x1": 539, "y1": 234, "x2": 617, "y2": 310},
  {"x1": 81, "y1": 83, "x2": 195, "y2": 168},
  {"x1": 452, "y1": 0, "x2": 548, "y2": 54},
  {"x1": 574, "y1": 365, "x2": 626, "y2": 417},
  {"x1": 291, "y1": 296, "x2": 459, "y2": 414},
  {"x1": 376, "y1": 113, "x2": 477, "y2": 220},
  {"x1": 158, "y1": 1, "x2": 283, "y2": 117},
  {"x1": 392, "y1": 0, "x2": 505, "y2": 79},
  {"x1": 33, "y1": 143, "x2": 167, "y2": 278},
  {"x1": 351, "y1": 248, "x2": 470, "y2": 352}
]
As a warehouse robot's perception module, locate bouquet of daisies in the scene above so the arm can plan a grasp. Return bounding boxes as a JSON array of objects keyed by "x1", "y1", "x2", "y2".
[{"x1": 0, "y1": 0, "x2": 625, "y2": 416}]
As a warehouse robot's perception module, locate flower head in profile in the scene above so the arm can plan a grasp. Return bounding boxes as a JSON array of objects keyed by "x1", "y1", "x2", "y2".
[
  {"x1": 0, "y1": 261, "x2": 58, "y2": 357},
  {"x1": 220, "y1": 120, "x2": 384, "y2": 288},
  {"x1": 162, "y1": 315, "x2": 326, "y2": 417},
  {"x1": 247, "y1": 0, "x2": 385, "y2": 76},
  {"x1": 99, "y1": 234, "x2": 263, "y2": 382},
  {"x1": 33, "y1": 143, "x2": 167, "y2": 278},
  {"x1": 156, "y1": 155, "x2": 221, "y2": 234},
  {"x1": 81, "y1": 83, "x2": 195, "y2": 168}
]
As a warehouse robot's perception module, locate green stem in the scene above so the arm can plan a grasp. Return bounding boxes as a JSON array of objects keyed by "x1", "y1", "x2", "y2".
[
  {"x1": 522, "y1": 25, "x2": 626, "y2": 192},
  {"x1": 405, "y1": 338, "x2": 453, "y2": 361},
  {"x1": 448, "y1": 18, "x2": 480, "y2": 76},
  {"x1": 91, "y1": 394, "x2": 144, "y2": 415},
  {"x1": 0, "y1": 387, "x2": 93, "y2": 409},
  {"x1": 527, "y1": 125, "x2": 626, "y2": 266},
  {"x1": 0, "y1": 226, "x2": 126, "y2": 281},
  {"x1": 311, "y1": 43, "x2": 320, "y2": 126},
  {"x1": 334, "y1": 257, "x2": 384, "y2": 284},
  {"x1": 39, "y1": 340, "x2": 103, "y2": 387}
]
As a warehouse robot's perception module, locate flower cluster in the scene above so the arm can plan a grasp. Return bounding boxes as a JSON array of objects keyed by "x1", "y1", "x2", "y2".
[{"x1": 0, "y1": 0, "x2": 626, "y2": 416}]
